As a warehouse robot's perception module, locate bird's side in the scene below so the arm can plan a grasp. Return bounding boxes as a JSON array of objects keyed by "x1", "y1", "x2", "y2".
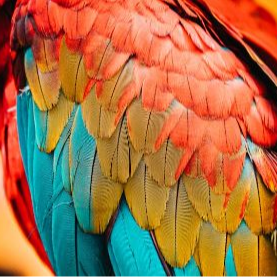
[{"x1": 11, "y1": 0, "x2": 277, "y2": 275}]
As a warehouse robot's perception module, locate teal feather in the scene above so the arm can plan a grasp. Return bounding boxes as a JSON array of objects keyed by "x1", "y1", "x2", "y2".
[
  {"x1": 16, "y1": 91, "x2": 30, "y2": 176},
  {"x1": 17, "y1": 91, "x2": 56, "y2": 269},
  {"x1": 26, "y1": 93, "x2": 36, "y2": 197},
  {"x1": 174, "y1": 257, "x2": 201, "y2": 276},
  {"x1": 18, "y1": 90, "x2": 112, "y2": 276},
  {"x1": 108, "y1": 198, "x2": 166, "y2": 276},
  {"x1": 33, "y1": 99, "x2": 48, "y2": 150},
  {"x1": 33, "y1": 144, "x2": 56, "y2": 269},
  {"x1": 76, "y1": 225, "x2": 112, "y2": 276},
  {"x1": 225, "y1": 245, "x2": 237, "y2": 276},
  {"x1": 53, "y1": 105, "x2": 77, "y2": 192},
  {"x1": 61, "y1": 139, "x2": 71, "y2": 192},
  {"x1": 52, "y1": 145, "x2": 112, "y2": 275},
  {"x1": 108, "y1": 241, "x2": 121, "y2": 276},
  {"x1": 70, "y1": 107, "x2": 97, "y2": 232}
]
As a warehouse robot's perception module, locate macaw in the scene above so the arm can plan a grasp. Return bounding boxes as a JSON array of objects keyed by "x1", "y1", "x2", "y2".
[{"x1": 3, "y1": 0, "x2": 277, "y2": 275}]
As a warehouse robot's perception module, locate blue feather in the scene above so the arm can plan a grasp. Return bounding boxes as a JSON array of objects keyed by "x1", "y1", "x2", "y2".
[
  {"x1": 52, "y1": 144, "x2": 112, "y2": 275},
  {"x1": 16, "y1": 91, "x2": 30, "y2": 176},
  {"x1": 225, "y1": 245, "x2": 237, "y2": 276},
  {"x1": 18, "y1": 90, "x2": 112, "y2": 275},
  {"x1": 33, "y1": 99, "x2": 48, "y2": 150},
  {"x1": 17, "y1": 90, "x2": 56, "y2": 269},
  {"x1": 70, "y1": 107, "x2": 97, "y2": 232},
  {"x1": 108, "y1": 198, "x2": 166, "y2": 276},
  {"x1": 53, "y1": 105, "x2": 77, "y2": 192}
]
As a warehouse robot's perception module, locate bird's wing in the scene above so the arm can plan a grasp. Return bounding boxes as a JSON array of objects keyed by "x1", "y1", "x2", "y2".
[{"x1": 12, "y1": 0, "x2": 277, "y2": 275}]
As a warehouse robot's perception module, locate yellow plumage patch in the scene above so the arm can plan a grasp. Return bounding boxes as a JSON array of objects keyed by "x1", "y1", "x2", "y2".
[
  {"x1": 231, "y1": 222, "x2": 258, "y2": 276},
  {"x1": 37, "y1": 93, "x2": 74, "y2": 153},
  {"x1": 198, "y1": 222, "x2": 226, "y2": 276},
  {"x1": 155, "y1": 178, "x2": 201, "y2": 267},
  {"x1": 25, "y1": 48, "x2": 60, "y2": 111},
  {"x1": 184, "y1": 175, "x2": 226, "y2": 222},
  {"x1": 97, "y1": 116, "x2": 142, "y2": 183},
  {"x1": 125, "y1": 160, "x2": 169, "y2": 229},
  {"x1": 145, "y1": 140, "x2": 183, "y2": 187},
  {"x1": 81, "y1": 87, "x2": 118, "y2": 138},
  {"x1": 244, "y1": 170, "x2": 276, "y2": 234},
  {"x1": 92, "y1": 155, "x2": 123, "y2": 233},
  {"x1": 60, "y1": 38, "x2": 89, "y2": 103}
]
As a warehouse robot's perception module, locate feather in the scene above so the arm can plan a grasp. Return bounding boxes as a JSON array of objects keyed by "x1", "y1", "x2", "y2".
[
  {"x1": 17, "y1": 90, "x2": 55, "y2": 268},
  {"x1": 16, "y1": 90, "x2": 32, "y2": 184},
  {"x1": 32, "y1": 138, "x2": 56, "y2": 269},
  {"x1": 24, "y1": 48, "x2": 60, "y2": 111},
  {"x1": 155, "y1": 178, "x2": 201, "y2": 267},
  {"x1": 81, "y1": 86, "x2": 119, "y2": 138},
  {"x1": 225, "y1": 244, "x2": 237, "y2": 276},
  {"x1": 174, "y1": 257, "x2": 201, "y2": 276},
  {"x1": 127, "y1": 98, "x2": 177, "y2": 153},
  {"x1": 33, "y1": 92, "x2": 74, "y2": 152},
  {"x1": 70, "y1": 108, "x2": 123, "y2": 233},
  {"x1": 108, "y1": 198, "x2": 166, "y2": 276},
  {"x1": 255, "y1": 96, "x2": 277, "y2": 132},
  {"x1": 231, "y1": 221, "x2": 258, "y2": 276},
  {"x1": 53, "y1": 106, "x2": 77, "y2": 193},
  {"x1": 198, "y1": 222, "x2": 226, "y2": 276},
  {"x1": 145, "y1": 139, "x2": 183, "y2": 187},
  {"x1": 183, "y1": 174, "x2": 225, "y2": 222},
  {"x1": 212, "y1": 157, "x2": 252, "y2": 233},
  {"x1": 31, "y1": 36, "x2": 59, "y2": 72},
  {"x1": 248, "y1": 140, "x2": 277, "y2": 193},
  {"x1": 258, "y1": 235, "x2": 277, "y2": 276},
  {"x1": 69, "y1": 107, "x2": 97, "y2": 231},
  {"x1": 125, "y1": 160, "x2": 169, "y2": 229},
  {"x1": 244, "y1": 104, "x2": 277, "y2": 147},
  {"x1": 52, "y1": 155, "x2": 113, "y2": 275},
  {"x1": 244, "y1": 165, "x2": 276, "y2": 234},
  {"x1": 97, "y1": 116, "x2": 142, "y2": 183},
  {"x1": 96, "y1": 59, "x2": 133, "y2": 110},
  {"x1": 59, "y1": 37, "x2": 89, "y2": 102}
]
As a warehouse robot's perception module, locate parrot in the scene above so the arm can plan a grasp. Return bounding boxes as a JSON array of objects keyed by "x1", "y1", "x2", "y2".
[{"x1": 2, "y1": 0, "x2": 277, "y2": 275}]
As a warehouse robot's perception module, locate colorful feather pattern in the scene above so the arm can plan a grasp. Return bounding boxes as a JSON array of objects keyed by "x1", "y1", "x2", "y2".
[{"x1": 10, "y1": 0, "x2": 277, "y2": 275}]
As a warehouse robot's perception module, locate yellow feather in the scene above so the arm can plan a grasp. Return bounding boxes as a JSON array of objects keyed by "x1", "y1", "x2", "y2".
[
  {"x1": 124, "y1": 160, "x2": 169, "y2": 229},
  {"x1": 39, "y1": 93, "x2": 74, "y2": 153},
  {"x1": 155, "y1": 179, "x2": 201, "y2": 267},
  {"x1": 144, "y1": 140, "x2": 183, "y2": 187},
  {"x1": 92, "y1": 155, "x2": 123, "y2": 233},
  {"x1": 59, "y1": 37, "x2": 89, "y2": 102},
  {"x1": 198, "y1": 222, "x2": 227, "y2": 276},
  {"x1": 97, "y1": 116, "x2": 142, "y2": 183},
  {"x1": 193, "y1": 244, "x2": 201, "y2": 270},
  {"x1": 258, "y1": 235, "x2": 277, "y2": 276},
  {"x1": 183, "y1": 175, "x2": 225, "y2": 222},
  {"x1": 97, "y1": 60, "x2": 133, "y2": 110},
  {"x1": 231, "y1": 222, "x2": 258, "y2": 276},
  {"x1": 245, "y1": 171, "x2": 276, "y2": 234},
  {"x1": 127, "y1": 99, "x2": 180, "y2": 153},
  {"x1": 212, "y1": 158, "x2": 251, "y2": 233},
  {"x1": 25, "y1": 48, "x2": 60, "y2": 111},
  {"x1": 81, "y1": 87, "x2": 119, "y2": 138}
]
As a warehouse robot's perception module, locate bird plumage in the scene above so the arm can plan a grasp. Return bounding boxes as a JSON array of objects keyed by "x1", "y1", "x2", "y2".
[{"x1": 2, "y1": 0, "x2": 277, "y2": 275}]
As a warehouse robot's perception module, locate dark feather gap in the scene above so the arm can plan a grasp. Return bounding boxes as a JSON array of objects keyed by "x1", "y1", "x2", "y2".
[{"x1": 150, "y1": 231, "x2": 174, "y2": 276}]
